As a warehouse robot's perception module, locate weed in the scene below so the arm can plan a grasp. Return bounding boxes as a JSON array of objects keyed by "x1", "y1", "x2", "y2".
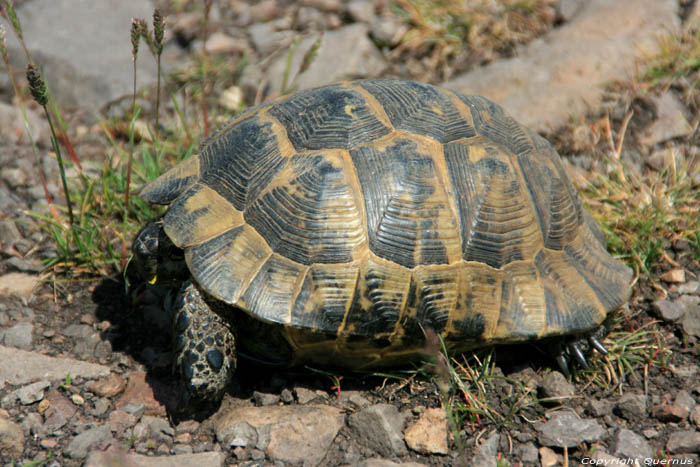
[{"x1": 60, "y1": 373, "x2": 72, "y2": 391}]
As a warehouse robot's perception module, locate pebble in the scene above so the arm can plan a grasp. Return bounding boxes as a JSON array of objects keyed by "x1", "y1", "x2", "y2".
[
  {"x1": 403, "y1": 407, "x2": 448, "y2": 455},
  {"x1": 216, "y1": 405, "x2": 344, "y2": 465},
  {"x1": 653, "y1": 299, "x2": 686, "y2": 322},
  {"x1": 108, "y1": 409, "x2": 137, "y2": 433},
  {"x1": 516, "y1": 442, "x2": 539, "y2": 463},
  {"x1": 43, "y1": 390, "x2": 78, "y2": 432},
  {"x1": 678, "y1": 281, "x2": 700, "y2": 294},
  {"x1": 16, "y1": 380, "x2": 51, "y2": 405},
  {"x1": 473, "y1": 432, "x2": 500, "y2": 467},
  {"x1": 539, "y1": 371, "x2": 575, "y2": 399},
  {"x1": 348, "y1": 404, "x2": 407, "y2": 457},
  {"x1": 681, "y1": 305, "x2": 700, "y2": 338},
  {"x1": 337, "y1": 390, "x2": 372, "y2": 409},
  {"x1": 0, "y1": 273, "x2": 40, "y2": 300},
  {"x1": 535, "y1": 412, "x2": 605, "y2": 448},
  {"x1": 616, "y1": 393, "x2": 647, "y2": 420},
  {"x1": 0, "y1": 417, "x2": 25, "y2": 458},
  {"x1": 667, "y1": 431, "x2": 700, "y2": 453},
  {"x1": 294, "y1": 386, "x2": 322, "y2": 404},
  {"x1": 588, "y1": 399, "x2": 614, "y2": 417},
  {"x1": 661, "y1": 268, "x2": 686, "y2": 283},
  {"x1": 652, "y1": 403, "x2": 689, "y2": 422},
  {"x1": 71, "y1": 393, "x2": 85, "y2": 406},
  {"x1": 640, "y1": 92, "x2": 694, "y2": 146},
  {"x1": 539, "y1": 446, "x2": 562, "y2": 467},
  {"x1": 64, "y1": 424, "x2": 114, "y2": 459},
  {"x1": 611, "y1": 428, "x2": 653, "y2": 464},
  {"x1": 253, "y1": 390, "x2": 280, "y2": 406},
  {"x1": 86, "y1": 373, "x2": 127, "y2": 397},
  {"x1": 90, "y1": 398, "x2": 110, "y2": 417}
]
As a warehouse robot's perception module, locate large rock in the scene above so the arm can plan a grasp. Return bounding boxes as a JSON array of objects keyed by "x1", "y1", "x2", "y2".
[
  {"x1": 216, "y1": 405, "x2": 344, "y2": 466},
  {"x1": 258, "y1": 23, "x2": 388, "y2": 96},
  {"x1": 1, "y1": 0, "x2": 159, "y2": 114},
  {"x1": 445, "y1": 0, "x2": 679, "y2": 131},
  {"x1": 0, "y1": 345, "x2": 110, "y2": 386}
]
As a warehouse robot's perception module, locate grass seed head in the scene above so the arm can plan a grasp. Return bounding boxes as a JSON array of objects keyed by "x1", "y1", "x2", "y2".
[
  {"x1": 153, "y1": 9, "x2": 164, "y2": 55},
  {"x1": 2, "y1": 0, "x2": 22, "y2": 39},
  {"x1": 130, "y1": 18, "x2": 140, "y2": 59},
  {"x1": 0, "y1": 25, "x2": 8, "y2": 65},
  {"x1": 26, "y1": 64, "x2": 47, "y2": 106}
]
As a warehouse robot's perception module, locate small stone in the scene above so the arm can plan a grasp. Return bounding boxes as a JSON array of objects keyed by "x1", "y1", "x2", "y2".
[
  {"x1": 294, "y1": 386, "x2": 320, "y2": 404},
  {"x1": 172, "y1": 444, "x2": 193, "y2": 455},
  {"x1": 253, "y1": 390, "x2": 280, "y2": 406},
  {"x1": 64, "y1": 424, "x2": 114, "y2": 459},
  {"x1": 132, "y1": 422, "x2": 149, "y2": 441},
  {"x1": 176, "y1": 419, "x2": 200, "y2": 434},
  {"x1": 141, "y1": 415, "x2": 175, "y2": 438},
  {"x1": 691, "y1": 406, "x2": 700, "y2": 427},
  {"x1": 667, "y1": 431, "x2": 700, "y2": 453},
  {"x1": 121, "y1": 402, "x2": 146, "y2": 419},
  {"x1": 43, "y1": 390, "x2": 77, "y2": 432},
  {"x1": 2, "y1": 322, "x2": 34, "y2": 350},
  {"x1": 337, "y1": 390, "x2": 372, "y2": 409},
  {"x1": 643, "y1": 428, "x2": 661, "y2": 439},
  {"x1": 108, "y1": 409, "x2": 138, "y2": 433},
  {"x1": 588, "y1": 399, "x2": 614, "y2": 417},
  {"x1": 347, "y1": 0, "x2": 375, "y2": 23},
  {"x1": 0, "y1": 272, "x2": 39, "y2": 299},
  {"x1": 678, "y1": 281, "x2": 700, "y2": 294},
  {"x1": 473, "y1": 432, "x2": 500, "y2": 467},
  {"x1": 348, "y1": 404, "x2": 407, "y2": 457},
  {"x1": 38, "y1": 399, "x2": 50, "y2": 413},
  {"x1": 91, "y1": 398, "x2": 110, "y2": 417},
  {"x1": 681, "y1": 305, "x2": 700, "y2": 338},
  {"x1": 652, "y1": 299, "x2": 686, "y2": 322},
  {"x1": 535, "y1": 412, "x2": 605, "y2": 447},
  {"x1": 612, "y1": 428, "x2": 653, "y2": 464},
  {"x1": 660, "y1": 269, "x2": 686, "y2": 283},
  {"x1": 539, "y1": 371, "x2": 575, "y2": 399},
  {"x1": 16, "y1": 381, "x2": 50, "y2": 405},
  {"x1": 86, "y1": 373, "x2": 127, "y2": 397},
  {"x1": 220, "y1": 421, "x2": 258, "y2": 448},
  {"x1": 616, "y1": 393, "x2": 647, "y2": 420},
  {"x1": 540, "y1": 446, "x2": 562, "y2": 467},
  {"x1": 280, "y1": 388, "x2": 294, "y2": 404},
  {"x1": 0, "y1": 417, "x2": 25, "y2": 458},
  {"x1": 517, "y1": 442, "x2": 539, "y2": 463},
  {"x1": 403, "y1": 407, "x2": 448, "y2": 455},
  {"x1": 652, "y1": 403, "x2": 689, "y2": 422},
  {"x1": 205, "y1": 32, "x2": 247, "y2": 55},
  {"x1": 640, "y1": 92, "x2": 693, "y2": 146},
  {"x1": 71, "y1": 394, "x2": 85, "y2": 406},
  {"x1": 174, "y1": 432, "x2": 192, "y2": 444},
  {"x1": 40, "y1": 438, "x2": 58, "y2": 450}
]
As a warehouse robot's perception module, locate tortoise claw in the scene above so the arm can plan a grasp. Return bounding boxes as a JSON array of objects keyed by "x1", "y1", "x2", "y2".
[
  {"x1": 568, "y1": 342, "x2": 589, "y2": 369},
  {"x1": 555, "y1": 347, "x2": 571, "y2": 378},
  {"x1": 588, "y1": 335, "x2": 608, "y2": 355}
]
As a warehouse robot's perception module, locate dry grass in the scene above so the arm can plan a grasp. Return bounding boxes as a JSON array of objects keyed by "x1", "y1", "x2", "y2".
[{"x1": 389, "y1": 0, "x2": 558, "y2": 81}]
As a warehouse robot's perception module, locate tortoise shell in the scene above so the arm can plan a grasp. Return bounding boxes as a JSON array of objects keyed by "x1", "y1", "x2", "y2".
[{"x1": 139, "y1": 79, "x2": 632, "y2": 367}]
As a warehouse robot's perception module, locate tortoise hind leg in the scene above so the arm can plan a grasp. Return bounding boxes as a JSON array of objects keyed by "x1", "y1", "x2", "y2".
[{"x1": 172, "y1": 280, "x2": 237, "y2": 408}]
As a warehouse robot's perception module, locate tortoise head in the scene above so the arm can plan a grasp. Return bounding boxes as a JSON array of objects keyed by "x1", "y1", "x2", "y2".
[{"x1": 131, "y1": 217, "x2": 188, "y2": 287}]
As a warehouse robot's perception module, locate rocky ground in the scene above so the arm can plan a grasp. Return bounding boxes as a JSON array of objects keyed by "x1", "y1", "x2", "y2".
[{"x1": 0, "y1": 0, "x2": 700, "y2": 466}]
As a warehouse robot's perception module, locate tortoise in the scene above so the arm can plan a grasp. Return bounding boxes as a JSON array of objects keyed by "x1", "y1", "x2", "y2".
[{"x1": 131, "y1": 78, "x2": 633, "y2": 406}]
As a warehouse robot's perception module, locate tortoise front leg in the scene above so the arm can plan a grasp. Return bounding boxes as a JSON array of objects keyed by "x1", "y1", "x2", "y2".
[{"x1": 172, "y1": 280, "x2": 237, "y2": 408}]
